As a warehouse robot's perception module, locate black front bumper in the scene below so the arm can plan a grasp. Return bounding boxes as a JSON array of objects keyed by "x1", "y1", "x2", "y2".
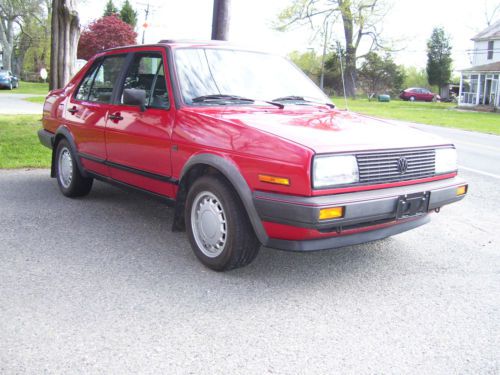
[{"x1": 255, "y1": 177, "x2": 467, "y2": 251}]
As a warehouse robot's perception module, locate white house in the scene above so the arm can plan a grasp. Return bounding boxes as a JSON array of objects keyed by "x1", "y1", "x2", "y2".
[{"x1": 459, "y1": 20, "x2": 500, "y2": 109}]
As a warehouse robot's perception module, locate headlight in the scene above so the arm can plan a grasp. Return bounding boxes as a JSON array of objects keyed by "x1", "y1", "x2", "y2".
[
  {"x1": 313, "y1": 155, "x2": 359, "y2": 188},
  {"x1": 435, "y1": 148, "x2": 457, "y2": 174}
]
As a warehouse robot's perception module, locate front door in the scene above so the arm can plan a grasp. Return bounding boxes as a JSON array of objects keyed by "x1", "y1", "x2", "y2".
[
  {"x1": 66, "y1": 54, "x2": 127, "y2": 175},
  {"x1": 105, "y1": 49, "x2": 176, "y2": 197}
]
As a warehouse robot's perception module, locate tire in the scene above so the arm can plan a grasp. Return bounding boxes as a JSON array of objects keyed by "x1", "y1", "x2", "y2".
[
  {"x1": 55, "y1": 139, "x2": 93, "y2": 197},
  {"x1": 185, "y1": 175, "x2": 260, "y2": 271},
  {"x1": 8, "y1": 82, "x2": 12, "y2": 90},
  {"x1": 409, "y1": 96, "x2": 415, "y2": 102}
]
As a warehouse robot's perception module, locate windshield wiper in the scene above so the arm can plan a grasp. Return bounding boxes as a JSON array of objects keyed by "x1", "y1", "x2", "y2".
[
  {"x1": 272, "y1": 95, "x2": 335, "y2": 109},
  {"x1": 192, "y1": 94, "x2": 284, "y2": 109}
]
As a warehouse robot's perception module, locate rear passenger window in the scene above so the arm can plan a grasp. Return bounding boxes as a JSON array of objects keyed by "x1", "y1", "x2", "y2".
[
  {"x1": 74, "y1": 55, "x2": 125, "y2": 103},
  {"x1": 121, "y1": 52, "x2": 169, "y2": 109}
]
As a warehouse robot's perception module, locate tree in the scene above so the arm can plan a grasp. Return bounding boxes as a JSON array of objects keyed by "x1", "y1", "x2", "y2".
[
  {"x1": 120, "y1": 0, "x2": 137, "y2": 28},
  {"x1": 212, "y1": 0, "x2": 230, "y2": 40},
  {"x1": 0, "y1": 0, "x2": 40, "y2": 71},
  {"x1": 276, "y1": 0, "x2": 390, "y2": 97},
  {"x1": 402, "y1": 66, "x2": 436, "y2": 92},
  {"x1": 103, "y1": 0, "x2": 118, "y2": 17},
  {"x1": 289, "y1": 50, "x2": 321, "y2": 81},
  {"x1": 13, "y1": 0, "x2": 50, "y2": 76},
  {"x1": 485, "y1": 1, "x2": 500, "y2": 26},
  {"x1": 77, "y1": 15, "x2": 137, "y2": 60},
  {"x1": 426, "y1": 27, "x2": 452, "y2": 92},
  {"x1": 50, "y1": 0, "x2": 79, "y2": 89},
  {"x1": 357, "y1": 52, "x2": 404, "y2": 98}
]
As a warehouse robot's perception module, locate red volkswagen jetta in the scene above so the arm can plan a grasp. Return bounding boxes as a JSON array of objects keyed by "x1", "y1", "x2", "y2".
[{"x1": 38, "y1": 41, "x2": 467, "y2": 270}]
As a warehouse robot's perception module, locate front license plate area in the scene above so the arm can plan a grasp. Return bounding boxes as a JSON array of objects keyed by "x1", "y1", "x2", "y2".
[{"x1": 396, "y1": 192, "x2": 430, "y2": 219}]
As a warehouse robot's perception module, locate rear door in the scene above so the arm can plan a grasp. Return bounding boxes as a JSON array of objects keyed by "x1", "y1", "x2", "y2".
[
  {"x1": 104, "y1": 48, "x2": 176, "y2": 197},
  {"x1": 65, "y1": 54, "x2": 127, "y2": 175}
]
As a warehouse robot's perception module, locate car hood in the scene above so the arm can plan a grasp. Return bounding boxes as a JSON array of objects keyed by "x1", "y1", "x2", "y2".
[{"x1": 185, "y1": 106, "x2": 450, "y2": 154}]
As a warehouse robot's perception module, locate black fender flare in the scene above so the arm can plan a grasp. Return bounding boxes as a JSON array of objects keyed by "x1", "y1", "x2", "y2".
[
  {"x1": 52, "y1": 126, "x2": 89, "y2": 178},
  {"x1": 178, "y1": 153, "x2": 269, "y2": 245}
]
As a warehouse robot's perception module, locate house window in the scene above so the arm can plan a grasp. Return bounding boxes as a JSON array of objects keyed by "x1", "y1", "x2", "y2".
[{"x1": 487, "y1": 41, "x2": 494, "y2": 60}]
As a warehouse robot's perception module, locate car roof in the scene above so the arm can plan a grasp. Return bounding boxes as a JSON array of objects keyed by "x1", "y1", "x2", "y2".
[{"x1": 102, "y1": 39, "x2": 262, "y2": 54}]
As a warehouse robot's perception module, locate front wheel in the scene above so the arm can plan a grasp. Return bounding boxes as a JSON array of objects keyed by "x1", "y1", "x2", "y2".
[
  {"x1": 55, "y1": 139, "x2": 93, "y2": 197},
  {"x1": 185, "y1": 175, "x2": 260, "y2": 271},
  {"x1": 409, "y1": 96, "x2": 415, "y2": 102}
]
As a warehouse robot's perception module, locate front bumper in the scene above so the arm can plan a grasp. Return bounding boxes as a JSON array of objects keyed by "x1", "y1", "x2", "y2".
[{"x1": 255, "y1": 177, "x2": 467, "y2": 251}]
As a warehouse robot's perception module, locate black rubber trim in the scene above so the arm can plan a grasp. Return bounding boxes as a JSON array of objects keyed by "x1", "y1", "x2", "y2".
[
  {"x1": 79, "y1": 152, "x2": 179, "y2": 185},
  {"x1": 37, "y1": 129, "x2": 54, "y2": 149},
  {"x1": 55, "y1": 126, "x2": 89, "y2": 178},
  {"x1": 253, "y1": 176, "x2": 466, "y2": 230},
  {"x1": 89, "y1": 171, "x2": 176, "y2": 206},
  {"x1": 266, "y1": 215, "x2": 431, "y2": 252},
  {"x1": 179, "y1": 153, "x2": 269, "y2": 245}
]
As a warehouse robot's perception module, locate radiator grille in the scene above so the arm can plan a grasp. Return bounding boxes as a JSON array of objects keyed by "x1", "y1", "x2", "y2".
[{"x1": 356, "y1": 148, "x2": 436, "y2": 184}]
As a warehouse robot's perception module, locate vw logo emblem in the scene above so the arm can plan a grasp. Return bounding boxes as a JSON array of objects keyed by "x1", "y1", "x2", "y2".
[{"x1": 397, "y1": 157, "x2": 409, "y2": 174}]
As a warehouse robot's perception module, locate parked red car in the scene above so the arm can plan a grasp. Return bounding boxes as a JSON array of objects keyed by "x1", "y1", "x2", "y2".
[
  {"x1": 400, "y1": 87, "x2": 440, "y2": 102},
  {"x1": 38, "y1": 41, "x2": 467, "y2": 270}
]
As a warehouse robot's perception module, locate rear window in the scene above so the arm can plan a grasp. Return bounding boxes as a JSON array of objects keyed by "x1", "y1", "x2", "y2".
[{"x1": 74, "y1": 55, "x2": 126, "y2": 103}]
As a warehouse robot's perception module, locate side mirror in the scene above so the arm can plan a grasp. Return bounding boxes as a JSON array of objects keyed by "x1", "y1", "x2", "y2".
[{"x1": 123, "y1": 88, "x2": 147, "y2": 112}]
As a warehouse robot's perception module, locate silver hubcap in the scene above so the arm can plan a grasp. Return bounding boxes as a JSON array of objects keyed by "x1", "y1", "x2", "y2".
[
  {"x1": 191, "y1": 191, "x2": 227, "y2": 258},
  {"x1": 58, "y1": 147, "x2": 73, "y2": 188}
]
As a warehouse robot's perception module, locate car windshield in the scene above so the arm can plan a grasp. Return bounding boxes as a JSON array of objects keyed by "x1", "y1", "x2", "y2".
[
  {"x1": 174, "y1": 48, "x2": 329, "y2": 106},
  {"x1": 0, "y1": 72, "x2": 8, "y2": 78}
]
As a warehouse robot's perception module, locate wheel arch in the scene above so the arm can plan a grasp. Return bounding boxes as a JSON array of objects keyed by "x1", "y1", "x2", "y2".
[
  {"x1": 172, "y1": 153, "x2": 269, "y2": 245},
  {"x1": 51, "y1": 126, "x2": 89, "y2": 178}
]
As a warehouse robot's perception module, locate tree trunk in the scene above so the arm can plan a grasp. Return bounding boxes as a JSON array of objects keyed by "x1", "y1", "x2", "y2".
[
  {"x1": 1, "y1": 43, "x2": 12, "y2": 71},
  {"x1": 0, "y1": 18, "x2": 14, "y2": 71},
  {"x1": 339, "y1": 0, "x2": 357, "y2": 97},
  {"x1": 211, "y1": 0, "x2": 230, "y2": 40},
  {"x1": 50, "y1": 0, "x2": 80, "y2": 90}
]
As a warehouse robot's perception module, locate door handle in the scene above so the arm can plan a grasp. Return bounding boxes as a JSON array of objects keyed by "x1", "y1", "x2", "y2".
[
  {"x1": 109, "y1": 112, "x2": 123, "y2": 122},
  {"x1": 68, "y1": 106, "x2": 78, "y2": 115}
]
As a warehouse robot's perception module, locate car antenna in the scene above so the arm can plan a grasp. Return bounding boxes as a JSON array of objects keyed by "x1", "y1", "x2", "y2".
[{"x1": 337, "y1": 41, "x2": 349, "y2": 111}]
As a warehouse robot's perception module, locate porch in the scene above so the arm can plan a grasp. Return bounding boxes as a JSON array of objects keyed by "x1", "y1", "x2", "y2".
[{"x1": 459, "y1": 62, "x2": 500, "y2": 110}]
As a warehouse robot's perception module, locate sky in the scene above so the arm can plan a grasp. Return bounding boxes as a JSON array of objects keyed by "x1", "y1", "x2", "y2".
[{"x1": 78, "y1": 0, "x2": 500, "y2": 70}]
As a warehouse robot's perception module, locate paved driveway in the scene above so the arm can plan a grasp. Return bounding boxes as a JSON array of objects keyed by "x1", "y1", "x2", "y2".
[
  {"x1": 0, "y1": 93, "x2": 44, "y2": 114},
  {"x1": 0, "y1": 167, "x2": 498, "y2": 374}
]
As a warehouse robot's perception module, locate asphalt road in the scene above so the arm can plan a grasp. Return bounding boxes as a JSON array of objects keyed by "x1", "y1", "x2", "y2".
[
  {"x1": 0, "y1": 93, "x2": 44, "y2": 114},
  {"x1": 0, "y1": 165, "x2": 498, "y2": 374}
]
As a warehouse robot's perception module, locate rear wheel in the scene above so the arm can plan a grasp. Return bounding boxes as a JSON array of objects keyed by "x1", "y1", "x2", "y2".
[
  {"x1": 8, "y1": 82, "x2": 12, "y2": 90},
  {"x1": 55, "y1": 139, "x2": 93, "y2": 197},
  {"x1": 185, "y1": 175, "x2": 260, "y2": 271}
]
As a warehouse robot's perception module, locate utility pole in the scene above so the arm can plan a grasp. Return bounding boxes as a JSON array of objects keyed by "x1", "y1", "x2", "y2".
[
  {"x1": 141, "y1": 2, "x2": 150, "y2": 44},
  {"x1": 211, "y1": 0, "x2": 230, "y2": 40}
]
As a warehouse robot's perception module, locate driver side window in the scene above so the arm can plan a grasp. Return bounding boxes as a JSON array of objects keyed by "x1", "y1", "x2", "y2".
[{"x1": 121, "y1": 52, "x2": 169, "y2": 109}]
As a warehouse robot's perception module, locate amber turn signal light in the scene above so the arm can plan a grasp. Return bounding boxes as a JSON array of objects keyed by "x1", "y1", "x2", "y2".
[
  {"x1": 319, "y1": 206, "x2": 344, "y2": 220},
  {"x1": 258, "y1": 174, "x2": 290, "y2": 186},
  {"x1": 456, "y1": 185, "x2": 467, "y2": 196}
]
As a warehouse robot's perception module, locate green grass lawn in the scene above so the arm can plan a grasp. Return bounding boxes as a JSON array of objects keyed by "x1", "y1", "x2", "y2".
[
  {"x1": 0, "y1": 81, "x2": 48, "y2": 95},
  {"x1": 24, "y1": 96, "x2": 46, "y2": 104},
  {"x1": 0, "y1": 115, "x2": 51, "y2": 168},
  {"x1": 331, "y1": 97, "x2": 500, "y2": 135}
]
